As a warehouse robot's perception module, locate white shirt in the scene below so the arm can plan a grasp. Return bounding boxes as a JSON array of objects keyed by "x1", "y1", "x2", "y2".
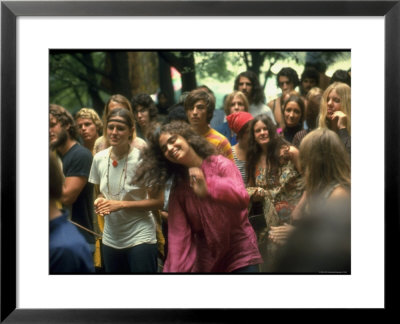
[
  {"x1": 89, "y1": 147, "x2": 156, "y2": 249},
  {"x1": 249, "y1": 102, "x2": 277, "y2": 125}
]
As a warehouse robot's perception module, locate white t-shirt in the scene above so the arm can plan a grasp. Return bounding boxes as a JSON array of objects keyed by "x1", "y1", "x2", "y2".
[{"x1": 89, "y1": 147, "x2": 156, "y2": 249}]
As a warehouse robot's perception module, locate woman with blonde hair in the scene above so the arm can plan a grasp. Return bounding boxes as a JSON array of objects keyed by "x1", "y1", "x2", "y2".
[
  {"x1": 93, "y1": 94, "x2": 146, "y2": 154},
  {"x1": 269, "y1": 128, "x2": 350, "y2": 249},
  {"x1": 216, "y1": 91, "x2": 249, "y2": 145},
  {"x1": 318, "y1": 82, "x2": 351, "y2": 153},
  {"x1": 300, "y1": 128, "x2": 350, "y2": 210},
  {"x1": 270, "y1": 129, "x2": 350, "y2": 273}
]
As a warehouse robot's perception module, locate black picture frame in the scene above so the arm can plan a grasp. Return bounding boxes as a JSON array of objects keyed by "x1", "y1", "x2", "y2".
[{"x1": 1, "y1": 0, "x2": 398, "y2": 322}]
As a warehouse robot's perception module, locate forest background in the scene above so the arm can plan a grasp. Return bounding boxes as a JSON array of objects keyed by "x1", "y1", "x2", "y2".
[{"x1": 49, "y1": 50, "x2": 351, "y2": 116}]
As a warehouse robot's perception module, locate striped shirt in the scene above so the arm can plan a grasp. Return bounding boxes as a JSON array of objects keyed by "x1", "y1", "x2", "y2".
[
  {"x1": 203, "y1": 128, "x2": 234, "y2": 161},
  {"x1": 232, "y1": 146, "x2": 247, "y2": 185}
]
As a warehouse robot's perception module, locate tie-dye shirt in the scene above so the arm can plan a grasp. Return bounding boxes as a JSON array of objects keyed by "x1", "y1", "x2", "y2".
[{"x1": 203, "y1": 128, "x2": 234, "y2": 161}]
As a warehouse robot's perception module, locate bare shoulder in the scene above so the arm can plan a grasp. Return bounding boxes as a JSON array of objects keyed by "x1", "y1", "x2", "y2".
[
  {"x1": 288, "y1": 145, "x2": 299, "y2": 159},
  {"x1": 329, "y1": 186, "x2": 350, "y2": 200}
]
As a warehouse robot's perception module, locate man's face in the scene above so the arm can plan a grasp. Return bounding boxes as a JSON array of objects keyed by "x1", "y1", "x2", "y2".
[
  {"x1": 301, "y1": 78, "x2": 317, "y2": 95},
  {"x1": 238, "y1": 76, "x2": 252, "y2": 99},
  {"x1": 186, "y1": 100, "x2": 208, "y2": 128},
  {"x1": 135, "y1": 105, "x2": 150, "y2": 128},
  {"x1": 49, "y1": 115, "x2": 68, "y2": 150},
  {"x1": 278, "y1": 76, "x2": 294, "y2": 95},
  {"x1": 76, "y1": 117, "x2": 98, "y2": 144}
]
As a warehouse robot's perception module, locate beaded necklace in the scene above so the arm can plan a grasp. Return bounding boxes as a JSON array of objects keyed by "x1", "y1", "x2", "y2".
[{"x1": 106, "y1": 148, "x2": 128, "y2": 200}]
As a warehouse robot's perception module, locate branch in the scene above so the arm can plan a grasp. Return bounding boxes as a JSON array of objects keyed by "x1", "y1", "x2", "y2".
[
  {"x1": 159, "y1": 52, "x2": 185, "y2": 72},
  {"x1": 70, "y1": 53, "x2": 110, "y2": 79}
]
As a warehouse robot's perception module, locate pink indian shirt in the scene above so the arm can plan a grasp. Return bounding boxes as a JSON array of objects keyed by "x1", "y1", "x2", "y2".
[{"x1": 163, "y1": 155, "x2": 262, "y2": 272}]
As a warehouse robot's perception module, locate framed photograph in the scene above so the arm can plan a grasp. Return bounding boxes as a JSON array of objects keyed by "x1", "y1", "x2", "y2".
[{"x1": 1, "y1": 0, "x2": 398, "y2": 322}]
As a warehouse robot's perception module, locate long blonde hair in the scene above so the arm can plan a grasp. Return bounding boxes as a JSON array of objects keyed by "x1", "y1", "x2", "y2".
[
  {"x1": 318, "y1": 82, "x2": 351, "y2": 135},
  {"x1": 300, "y1": 128, "x2": 350, "y2": 196}
]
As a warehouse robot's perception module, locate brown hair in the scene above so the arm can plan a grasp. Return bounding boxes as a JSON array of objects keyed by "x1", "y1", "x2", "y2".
[
  {"x1": 49, "y1": 104, "x2": 78, "y2": 140},
  {"x1": 184, "y1": 89, "x2": 215, "y2": 123}
]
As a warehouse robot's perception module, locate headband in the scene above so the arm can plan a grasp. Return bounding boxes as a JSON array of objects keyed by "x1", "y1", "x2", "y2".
[{"x1": 107, "y1": 118, "x2": 130, "y2": 126}]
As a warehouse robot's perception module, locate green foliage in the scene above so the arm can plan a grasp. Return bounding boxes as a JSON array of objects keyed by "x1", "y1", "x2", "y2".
[
  {"x1": 49, "y1": 52, "x2": 107, "y2": 113},
  {"x1": 195, "y1": 52, "x2": 234, "y2": 81}
]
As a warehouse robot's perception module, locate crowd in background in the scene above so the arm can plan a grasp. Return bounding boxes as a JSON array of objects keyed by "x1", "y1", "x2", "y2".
[{"x1": 49, "y1": 63, "x2": 351, "y2": 274}]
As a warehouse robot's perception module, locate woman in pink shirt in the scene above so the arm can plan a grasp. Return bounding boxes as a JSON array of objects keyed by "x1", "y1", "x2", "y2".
[{"x1": 134, "y1": 121, "x2": 262, "y2": 273}]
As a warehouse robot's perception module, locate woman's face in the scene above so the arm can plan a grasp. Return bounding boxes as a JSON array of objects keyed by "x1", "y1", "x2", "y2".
[
  {"x1": 159, "y1": 132, "x2": 191, "y2": 165},
  {"x1": 253, "y1": 120, "x2": 270, "y2": 146},
  {"x1": 284, "y1": 101, "x2": 302, "y2": 127},
  {"x1": 326, "y1": 89, "x2": 342, "y2": 118},
  {"x1": 107, "y1": 116, "x2": 132, "y2": 148},
  {"x1": 229, "y1": 95, "x2": 246, "y2": 114}
]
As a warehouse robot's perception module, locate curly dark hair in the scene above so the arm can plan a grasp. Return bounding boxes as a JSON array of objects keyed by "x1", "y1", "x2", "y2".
[
  {"x1": 133, "y1": 121, "x2": 216, "y2": 194},
  {"x1": 330, "y1": 69, "x2": 351, "y2": 86},
  {"x1": 301, "y1": 67, "x2": 320, "y2": 84},
  {"x1": 233, "y1": 71, "x2": 265, "y2": 105},
  {"x1": 246, "y1": 114, "x2": 290, "y2": 186},
  {"x1": 277, "y1": 67, "x2": 300, "y2": 88},
  {"x1": 131, "y1": 93, "x2": 158, "y2": 121}
]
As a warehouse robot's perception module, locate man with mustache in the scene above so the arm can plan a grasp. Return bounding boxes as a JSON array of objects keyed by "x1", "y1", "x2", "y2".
[
  {"x1": 184, "y1": 88, "x2": 233, "y2": 161},
  {"x1": 49, "y1": 104, "x2": 95, "y2": 253},
  {"x1": 233, "y1": 70, "x2": 276, "y2": 124}
]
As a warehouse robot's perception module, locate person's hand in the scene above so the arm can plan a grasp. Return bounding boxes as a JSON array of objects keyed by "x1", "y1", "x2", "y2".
[
  {"x1": 252, "y1": 187, "x2": 265, "y2": 202},
  {"x1": 331, "y1": 111, "x2": 348, "y2": 130},
  {"x1": 94, "y1": 198, "x2": 122, "y2": 216},
  {"x1": 160, "y1": 210, "x2": 168, "y2": 221},
  {"x1": 268, "y1": 223, "x2": 295, "y2": 246},
  {"x1": 188, "y1": 167, "x2": 208, "y2": 198}
]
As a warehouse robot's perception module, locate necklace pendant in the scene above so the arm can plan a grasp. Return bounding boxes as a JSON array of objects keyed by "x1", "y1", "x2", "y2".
[{"x1": 112, "y1": 160, "x2": 118, "y2": 167}]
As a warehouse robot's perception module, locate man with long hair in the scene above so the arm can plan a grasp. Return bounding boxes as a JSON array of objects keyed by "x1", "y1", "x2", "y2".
[{"x1": 233, "y1": 71, "x2": 276, "y2": 124}]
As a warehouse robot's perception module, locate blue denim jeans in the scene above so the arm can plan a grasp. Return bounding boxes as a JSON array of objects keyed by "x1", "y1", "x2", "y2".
[{"x1": 102, "y1": 243, "x2": 158, "y2": 273}]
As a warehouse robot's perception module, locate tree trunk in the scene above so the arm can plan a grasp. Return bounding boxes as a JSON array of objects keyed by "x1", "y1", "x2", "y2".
[
  {"x1": 102, "y1": 52, "x2": 132, "y2": 100},
  {"x1": 158, "y1": 53, "x2": 175, "y2": 106},
  {"x1": 127, "y1": 52, "x2": 158, "y2": 97}
]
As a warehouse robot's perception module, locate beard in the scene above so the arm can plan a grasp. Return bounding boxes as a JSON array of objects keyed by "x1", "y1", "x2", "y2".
[{"x1": 50, "y1": 128, "x2": 68, "y2": 151}]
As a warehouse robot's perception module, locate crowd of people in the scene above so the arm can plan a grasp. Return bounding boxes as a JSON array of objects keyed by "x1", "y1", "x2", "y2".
[{"x1": 49, "y1": 65, "x2": 351, "y2": 274}]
